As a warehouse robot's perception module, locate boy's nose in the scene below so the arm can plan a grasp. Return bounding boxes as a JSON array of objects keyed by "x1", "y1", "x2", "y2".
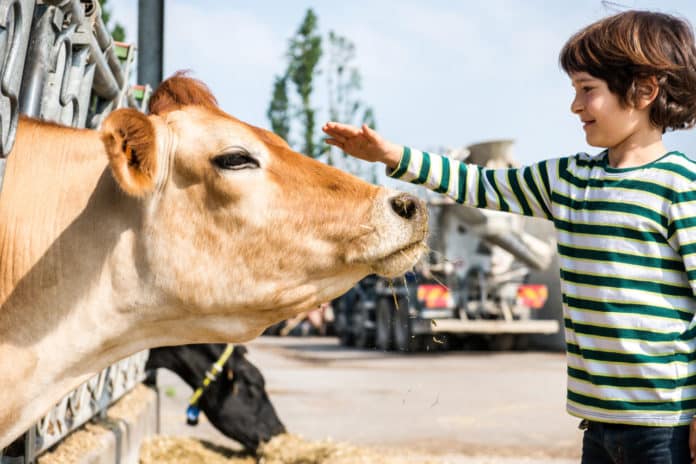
[{"x1": 570, "y1": 95, "x2": 583, "y2": 114}]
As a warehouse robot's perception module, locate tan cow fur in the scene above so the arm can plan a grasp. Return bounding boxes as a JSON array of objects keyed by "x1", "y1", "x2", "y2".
[{"x1": 0, "y1": 75, "x2": 427, "y2": 446}]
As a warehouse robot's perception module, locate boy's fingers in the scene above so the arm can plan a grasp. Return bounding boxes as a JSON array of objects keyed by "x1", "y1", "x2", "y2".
[
  {"x1": 325, "y1": 138, "x2": 344, "y2": 149},
  {"x1": 362, "y1": 124, "x2": 380, "y2": 144},
  {"x1": 323, "y1": 131, "x2": 346, "y2": 143},
  {"x1": 322, "y1": 128, "x2": 348, "y2": 140},
  {"x1": 323, "y1": 122, "x2": 361, "y2": 137}
]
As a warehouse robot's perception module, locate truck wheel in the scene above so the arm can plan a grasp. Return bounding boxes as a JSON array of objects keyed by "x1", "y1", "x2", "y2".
[
  {"x1": 338, "y1": 327, "x2": 355, "y2": 347},
  {"x1": 332, "y1": 296, "x2": 355, "y2": 346},
  {"x1": 336, "y1": 308, "x2": 355, "y2": 347},
  {"x1": 393, "y1": 297, "x2": 422, "y2": 353},
  {"x1": 353, "y1": 300, "x2": 375, "y2": 349},
  {"x1": 376, "y1": 297, "x2": 394, "y2": 351},
  {"x1": 515, "y1": 334, "x2": 530, "y2": 351},
  {"x1": 489, "y1": 334, "x2": 515, "y2": 351}
]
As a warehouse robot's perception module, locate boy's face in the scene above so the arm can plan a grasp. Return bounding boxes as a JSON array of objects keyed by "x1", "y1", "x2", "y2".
[{"x1": 569, "y1": 72, "x2": 650, "y2": 149}]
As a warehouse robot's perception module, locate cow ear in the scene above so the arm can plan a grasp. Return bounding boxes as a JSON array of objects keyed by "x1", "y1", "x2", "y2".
[{"x1": 101, "y1": 108, "x2": 159, "y2": 197}]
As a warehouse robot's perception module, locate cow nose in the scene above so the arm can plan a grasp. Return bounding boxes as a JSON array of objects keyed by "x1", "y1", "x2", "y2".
[{"x1": 389, "y1": 193, "x2": 421, "y2": 220}]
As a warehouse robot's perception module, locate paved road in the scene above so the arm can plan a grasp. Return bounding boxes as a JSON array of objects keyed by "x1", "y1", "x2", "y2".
[{"x1": 155, "y1": 336, "x2": 582, "y2": 463}]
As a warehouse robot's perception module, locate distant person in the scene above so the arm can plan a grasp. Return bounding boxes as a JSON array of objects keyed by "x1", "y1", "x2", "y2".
[{"x1": 323, "y1": 10, "x2": 696, "y2": 464}]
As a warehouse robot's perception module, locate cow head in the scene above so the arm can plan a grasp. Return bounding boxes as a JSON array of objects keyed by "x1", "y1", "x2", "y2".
[
  {"x1": 99, "y1": 73, "x2": 428, "y2": 339},
  {"x1": 206, "y1": 345, "x2": 285, "y2": 450},
  {"x1": 145, "y1": 344, "x2": 285, "y2": 451}
]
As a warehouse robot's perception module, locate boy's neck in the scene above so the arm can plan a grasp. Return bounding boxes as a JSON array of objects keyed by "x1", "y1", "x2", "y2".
[{"x1": 606, "y1": 127, "x2": 667, "y2": 169}]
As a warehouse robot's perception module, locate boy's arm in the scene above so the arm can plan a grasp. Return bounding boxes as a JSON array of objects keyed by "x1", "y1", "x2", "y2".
[
  {"x1": 668, "y1": 187, "x2": 696, "y2": 298},
  {"x1": 388, "y1": 146, "x2": 554, "y2": 220},
  {"x1": 322, "y1": 122, "x2": 555, "y2": 220},
  {"x1": 667, "y1": 186, "x2": 696, "y2": 463}
]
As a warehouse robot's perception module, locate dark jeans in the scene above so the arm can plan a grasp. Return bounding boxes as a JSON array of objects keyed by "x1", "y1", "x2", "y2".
[{"x1": 581, "y1": 420, "x2": 691, "y2": 464}]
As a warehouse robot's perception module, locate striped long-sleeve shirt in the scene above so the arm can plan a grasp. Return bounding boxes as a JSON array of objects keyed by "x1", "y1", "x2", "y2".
[{"x1": 389, "y1": 146, "x2": 696, "y2": 426}]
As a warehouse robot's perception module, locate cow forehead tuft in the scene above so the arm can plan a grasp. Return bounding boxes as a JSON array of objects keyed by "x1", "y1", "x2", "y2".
[{"x1": 149, "y1": 72, "x2": 218, "y2": 115}]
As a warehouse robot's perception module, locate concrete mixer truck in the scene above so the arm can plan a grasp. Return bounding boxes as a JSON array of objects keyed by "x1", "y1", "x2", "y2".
[{"x1": 332, "y1": 140, "x2": 560, "y2": 352}]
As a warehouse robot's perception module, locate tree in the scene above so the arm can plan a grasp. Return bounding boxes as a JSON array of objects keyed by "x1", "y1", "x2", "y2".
[
  {"x1": 325, "y1": 30, "x2": 376, "y2": 176},
  {"x1": 100, "y1": 0, "x2": 126, "y2": 42},
  {"x1": 267, "y1": 75, "x2": 290, "y2": 142},
  {"x1": 326, "y1": 31, "x2": 375, "y2": 129},
  {"x1": 286, "y1": 9, "x2": 323, "y2": 158},
  {"x1": 267, "y1": 9, "x2": 376, "y2": 170}
]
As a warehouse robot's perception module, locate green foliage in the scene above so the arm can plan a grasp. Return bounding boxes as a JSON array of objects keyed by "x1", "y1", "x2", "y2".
[
  {"x1": 100, "y1": 0, "x2": 126, "y2": 42},
  {"x1": 267, "y1": 9, "x2": 376, "y2": 164},
  {"x1": 267, "y1": 75, "x2": 291, "y2": 142},
  {"x1": 286, "y1": 9, "x2": 323, "y2": 158},
  {"x1": 325, "y1": 31, "x2": 377, "y2": 181},
  {"x1": 111, "y1": 24, "x2": 126, "y2": 43},
  {"x1": 326, "y1": 31, "x2": 377, "y2": 134}
]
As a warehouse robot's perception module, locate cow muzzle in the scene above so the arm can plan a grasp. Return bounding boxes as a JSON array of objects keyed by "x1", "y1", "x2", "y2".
[{"x1": 360, "y1": 190, "x2": 429, "y2": 278}]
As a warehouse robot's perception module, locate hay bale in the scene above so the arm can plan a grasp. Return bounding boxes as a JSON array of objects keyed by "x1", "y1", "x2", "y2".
[
  {"x1": 36, "y1": 423, "x2": 104, "y2": 464},
  {"x1": 140, "y1": 434, "x2": 442, "y2": 464},
  {"x1": 139, "y1": 436, "x2": 254, "y2": 464}
]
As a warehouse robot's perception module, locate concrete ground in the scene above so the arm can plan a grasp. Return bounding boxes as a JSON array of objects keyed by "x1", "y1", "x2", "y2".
[{"x1": 155, "y1": 336, "x2": 582, "y2": 463}]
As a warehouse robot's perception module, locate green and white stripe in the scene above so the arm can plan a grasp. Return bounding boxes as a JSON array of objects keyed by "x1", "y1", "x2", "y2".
[{"x1": 389, "y1": 147, "x2": 696, "y2": 426}]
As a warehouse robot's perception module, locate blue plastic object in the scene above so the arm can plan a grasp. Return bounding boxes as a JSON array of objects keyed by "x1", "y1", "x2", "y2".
[{"x1": 186, "y1": 404, "x2": 200, "y2": 426}]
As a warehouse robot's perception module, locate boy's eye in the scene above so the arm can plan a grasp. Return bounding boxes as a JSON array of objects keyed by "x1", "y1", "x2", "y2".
[{"x1": 582, "y1": 86, "x2": 594, "y2": 93}]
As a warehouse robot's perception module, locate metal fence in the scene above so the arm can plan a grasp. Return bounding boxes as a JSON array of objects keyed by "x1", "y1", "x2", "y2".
[{"x1": 0, "y1": 1, "x2": 152, "y2": 462}]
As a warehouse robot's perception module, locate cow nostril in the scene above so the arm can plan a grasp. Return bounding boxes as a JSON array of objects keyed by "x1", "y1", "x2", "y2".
[{"x1": 390, "y1": 194, "x2": 419, "y2": 220}]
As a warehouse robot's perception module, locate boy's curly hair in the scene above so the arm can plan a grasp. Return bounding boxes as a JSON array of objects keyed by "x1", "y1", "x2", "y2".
[{"x1": 560, "y1": 10, "x2": 696, "y2": 131}]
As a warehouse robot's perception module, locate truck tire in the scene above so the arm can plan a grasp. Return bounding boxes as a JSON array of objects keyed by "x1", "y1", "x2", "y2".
[
  {"x1": 376, "y1": 297, "x2": 394, "y2": 351},
  {"x1": 489, "y1": 334, "x2": 515, "y2": 351},
  {"x1": 515, "y1": 334, "x2": 530, "y2": 351},
  {"x1": 336, "y1": 307, "x2": 355, "y2": 347},
  {"x1": 333, "y1": 295, "x2": 355, "y2": 347},
  {"x1": 392, "y1": 297, "x2": 422, "y2": 352},
  {"x1": 338, "y1": 324, "x2": 355, "y2": 347},
  {"x1": 353, "y1": 300, "x2": 375, "y2": 349}
]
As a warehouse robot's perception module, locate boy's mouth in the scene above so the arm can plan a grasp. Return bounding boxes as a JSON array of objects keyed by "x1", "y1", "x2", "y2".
[{"x1": 582, "y1": 120, "x2": 596, "y2": 129}]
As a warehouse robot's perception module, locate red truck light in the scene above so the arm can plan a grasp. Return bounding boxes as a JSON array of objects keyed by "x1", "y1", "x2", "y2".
[
  {"x1": 517, "y1": 284, "x2": 548, "y2": 309},
  {"x1": 417, "y1": 284, "x2": 452, "y2": 309}
]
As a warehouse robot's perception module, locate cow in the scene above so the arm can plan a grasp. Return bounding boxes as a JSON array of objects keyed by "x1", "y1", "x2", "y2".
[
  {"x1": 145, "y1": 344, "x2": 285, "y2": 451},
  {"x1": 0, "y1": 73, "x2": 428, "y2": 447}
]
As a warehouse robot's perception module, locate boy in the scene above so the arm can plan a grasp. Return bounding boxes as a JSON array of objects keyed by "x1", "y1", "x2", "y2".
[{"x1": 323, "y1": 10, "x2": 696, "y2": 464}]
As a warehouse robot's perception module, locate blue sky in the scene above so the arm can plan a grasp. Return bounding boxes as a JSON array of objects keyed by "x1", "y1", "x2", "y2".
[{"x1": 110, "y1": 1, "x2": 696, "y2": 167}]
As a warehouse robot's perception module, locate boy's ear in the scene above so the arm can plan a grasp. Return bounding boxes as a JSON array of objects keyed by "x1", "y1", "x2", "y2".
[
  {"x1": 101, "y1": 108, "x2": 159, "y2": 197},
  {"x1": 634, "y1": 76, "x2": 660, "y2": 109}
]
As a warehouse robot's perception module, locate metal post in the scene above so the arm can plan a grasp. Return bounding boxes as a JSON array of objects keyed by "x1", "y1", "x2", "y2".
[
  {"x1": 23, "y1": 426, "x2": 36, "y2": 464},
  {"x1": 137, "y1": 0, "x2": 163, "y2": 91},
  {"x1": 18, "y1": 4, "x2": 57, "y2": 118}
]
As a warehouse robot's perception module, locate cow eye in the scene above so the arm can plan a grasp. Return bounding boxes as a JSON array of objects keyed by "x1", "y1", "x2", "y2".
[{"x1": 212, "y1": 151, "x2": 259, "y2": 170}]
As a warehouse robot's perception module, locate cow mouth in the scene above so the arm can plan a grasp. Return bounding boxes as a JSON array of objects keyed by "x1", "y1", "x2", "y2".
[{"x1": 370, "y1": 240, "x2": 428, "y2": 278}]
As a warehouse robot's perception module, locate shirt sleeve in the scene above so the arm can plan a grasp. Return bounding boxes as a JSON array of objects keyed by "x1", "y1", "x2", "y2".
[
  {"x1": 667, "y1": 185, "x2": 696, "y2": 297},
  {"x1": 387, "y1": 146, "x2": 555, "y2": 220}
]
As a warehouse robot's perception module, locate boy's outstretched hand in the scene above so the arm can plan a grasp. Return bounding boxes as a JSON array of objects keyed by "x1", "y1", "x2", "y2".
[{"x1": 322, "y1": 122, "x2": 403, "y2": 169}]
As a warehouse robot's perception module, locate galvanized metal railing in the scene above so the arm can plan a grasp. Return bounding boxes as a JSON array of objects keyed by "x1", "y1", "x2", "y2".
[
  {"x1": 19, "y1": 351, "x2": 151, "y2": 462},
  {"x1": 0, "y1": 0, "x2": 33, "y2": 190},
  {"x1": 0, "y1": 1, "x2": 153, "y2": 462}
]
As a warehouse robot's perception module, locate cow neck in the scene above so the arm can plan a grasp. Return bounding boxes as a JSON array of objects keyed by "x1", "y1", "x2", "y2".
[{"x1": 0, "y1": 118, "x2": 149, "y2": 447}]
